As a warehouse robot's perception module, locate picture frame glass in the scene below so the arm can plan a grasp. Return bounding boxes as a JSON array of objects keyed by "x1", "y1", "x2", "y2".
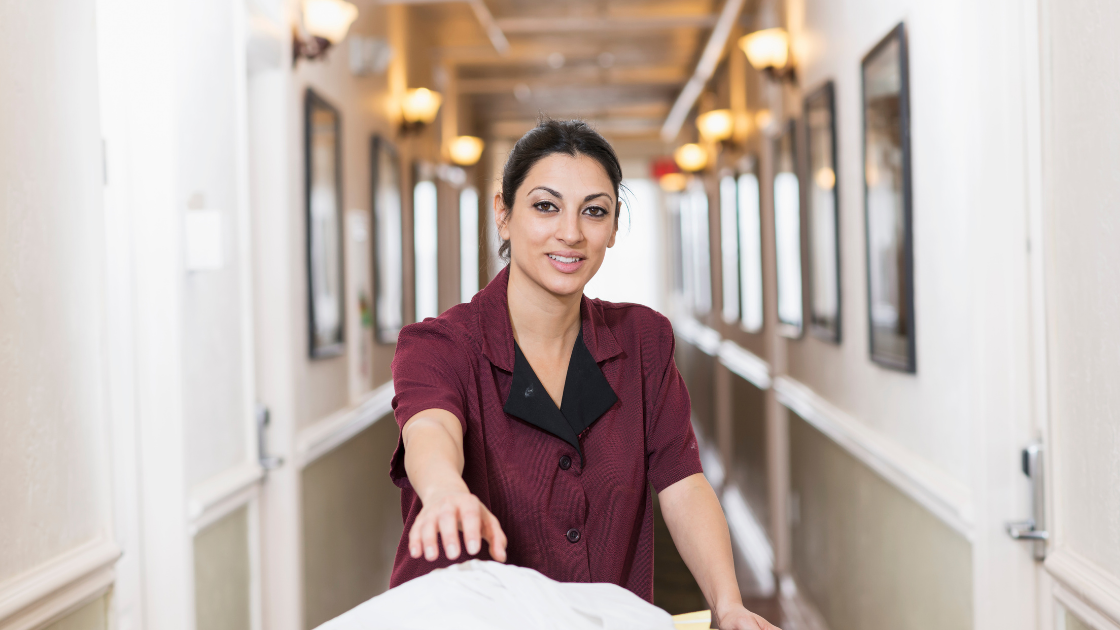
[
  {"x1": 773, "y1": 122, "x2": 803, "y2": 335},
  {"x1": 372, "y1": 136, "x2": 404, "y2": 343},
  {"x1": 806, "y1": 83, "x2": 841, "y2": 342},
  {"x1": 306, "y1": 92, "x2": 345, "y2": 358},
  {"x1": 863, "y1": 25, "x2": 915, "y2": 371}
]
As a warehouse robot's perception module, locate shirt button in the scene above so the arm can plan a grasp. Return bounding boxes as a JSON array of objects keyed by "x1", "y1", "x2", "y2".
[
  {"x1": 565, "y1": 528, "x2": 581, "y2": 543},
  {"x1": 558, "y1": 455, "x2": 572, "y2": 470}
]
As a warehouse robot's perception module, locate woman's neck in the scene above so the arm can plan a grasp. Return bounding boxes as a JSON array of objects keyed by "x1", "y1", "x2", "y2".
[{"x1": 506, "y1": 262, "x2": 582, "y2": 357}]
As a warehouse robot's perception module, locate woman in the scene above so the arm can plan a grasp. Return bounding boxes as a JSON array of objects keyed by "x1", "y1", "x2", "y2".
[{"x1": 389, "y1": 119, "x2": 780, "y2": 630}]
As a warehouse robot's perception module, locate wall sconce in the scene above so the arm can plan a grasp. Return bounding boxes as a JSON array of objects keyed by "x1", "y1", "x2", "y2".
[
  {"x1": 659, "y1": 173, "x2": 688, "y2": 192},
  {"x1": 448, "y1": 136, "x2": 485, "y2": 166},
  {"x1": 755, "y1": 109, "x2": 777, "y2": 135},
  {"x1": 739, "y1": 28, "x2": 795, "y2": 82},
  {"x1": 697, "y1": 109, "x2": 735, "y2": 143},
  {"x1": 293, "y1": 0, "x2": 359, "y2": 63},
  {"x1": 674, "y1": 143, "x2": 708, "y2": 173},
  {"x1": 400, "y1": 87, "x2": 443, "y2": 132}
]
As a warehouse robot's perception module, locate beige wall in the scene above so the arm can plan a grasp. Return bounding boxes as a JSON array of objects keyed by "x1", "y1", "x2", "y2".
[
  {"x1": 789, "y1": 413, "x2": 973, "y2": 630},
  {"x1": 0, "y1": 0, "x2": 111, "y2": 583},
  {"x1": 729, "y1": 375, "x2": 770, "y2": 540},
  {"x1": 302, "y1": 417, "x2": 403, "y2": 629},
  {"x1": 45, "y1": 596, "x2": 108, "y2": 630},
  {"x1": 194, "y1": 506, "x2": 252, "y2": 630},
  {"x1": 290, "y1": 4, "x2": 405, "y2": 429}
]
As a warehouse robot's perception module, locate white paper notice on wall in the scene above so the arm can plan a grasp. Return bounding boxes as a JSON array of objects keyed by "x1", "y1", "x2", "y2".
[{"x1": 184, "y1": 209, "x2": 223, "y2": 271}]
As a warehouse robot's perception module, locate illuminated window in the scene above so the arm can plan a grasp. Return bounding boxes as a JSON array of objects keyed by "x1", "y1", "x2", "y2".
[
  {"x1": 720, "y1": 175, "x2": 740, "y2": 323},
  {"x1": 459, "y1": 187, "x2": 479, "y2": 302},
  {"x1": 738, "y1": 172, "x2": 763, "y2": 332},
  {"x1": 414, "y1": 179, "x2": 438, "y2": 321}
]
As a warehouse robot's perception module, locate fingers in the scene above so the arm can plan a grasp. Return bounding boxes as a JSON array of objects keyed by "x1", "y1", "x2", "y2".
[
  {"x1": 459, "y1": 503, "x2": 482, "y2": 556},
  {"x1": 408, "y1": 521, "x2": 423, "y2": 559},
  {"x1": 480, "y1": 508, "x2": 508, "y2": 563},
  {"x1": 438, "y1": 507, "x2": 461, "y2": 559},
  {"x1": 420, "y1": 515, "x2": 439, "y2": 561}
]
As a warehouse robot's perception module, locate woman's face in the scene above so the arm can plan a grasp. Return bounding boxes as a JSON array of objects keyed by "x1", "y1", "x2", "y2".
[{"x1": 496, "y1": 153, "x2": 618, "y2": 298}]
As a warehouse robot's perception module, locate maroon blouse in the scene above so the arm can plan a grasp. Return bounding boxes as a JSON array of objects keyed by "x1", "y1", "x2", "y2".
[{"x1": 388, "y1": 266, "x2": 702, "y2": 601}]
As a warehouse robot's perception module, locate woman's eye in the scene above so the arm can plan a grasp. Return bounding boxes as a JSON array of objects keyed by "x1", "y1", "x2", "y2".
[
  {"x1": 534, "y1": 201, "x2": 557, "y2": 212},
  {"x1": 584, "y1": 206, "x2": 608, "y2": 217}
]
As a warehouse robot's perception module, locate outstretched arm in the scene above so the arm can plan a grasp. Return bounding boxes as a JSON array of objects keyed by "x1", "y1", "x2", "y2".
[
  {"x1": 658, "y1": 473, "x2": 781, "y2": 630},
  {"x1": 401, "y1": 408, "x2": 507, "y2": 562}
]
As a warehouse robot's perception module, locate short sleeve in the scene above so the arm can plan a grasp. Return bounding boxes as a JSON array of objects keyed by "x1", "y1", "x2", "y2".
[
  {"x1": 645, "y1": 315, "x2": 704, "y2": 493},
  {"x1": 388, "y1": 319, "x2": 473, "y2": 489}
]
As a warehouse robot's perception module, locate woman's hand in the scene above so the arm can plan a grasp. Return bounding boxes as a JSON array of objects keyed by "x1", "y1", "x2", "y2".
[
  {"x1": 409, "y1": 485, "x2": 508, "y2": 562},
  {"x1": 715, "y1": 605, "x2": 782, "y2": 630},
  {"x1": 401, "y1": 408, "x2": 508, "y2": 562}
]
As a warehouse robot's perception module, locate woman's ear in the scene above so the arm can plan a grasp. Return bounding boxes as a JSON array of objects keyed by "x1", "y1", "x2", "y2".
[{"x1": 493, "y1": 193, "x2": 510, "y2": 241}]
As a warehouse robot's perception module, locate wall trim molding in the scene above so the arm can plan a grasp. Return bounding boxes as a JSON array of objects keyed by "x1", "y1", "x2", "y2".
[
  {"x1": 295, "y1": 381, "x2": 396, "y2": 469},
  {"x1": 0, "y1": 535, "x2": 119, "y2": 630},
  {"x1": 674, "y1": 316, "x2": 721, "y2": 356},
  {"x1": 717, "y1": 340, "x2": 772, "y2": 390},
  {"x1": 1048, "y1": 549, "x2": 1120, "y2": 627},
  {"x1": 773, "y1": 376, "x2": 975, "y2": 540},
  {"x1": 188, "y1": 462, "x2": 264, "y2": 535}
]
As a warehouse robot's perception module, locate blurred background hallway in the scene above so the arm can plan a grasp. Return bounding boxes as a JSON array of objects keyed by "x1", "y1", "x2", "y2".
[{"x1": 3, "y1": 0, "x2": 1120, "y2": 629}]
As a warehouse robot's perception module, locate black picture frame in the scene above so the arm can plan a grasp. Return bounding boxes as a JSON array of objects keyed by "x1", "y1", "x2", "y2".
[
  {"x1": 304, "y1": 88, "x2": 346, "y2": 359},
  {"x1": 804, "y1": 81, "x2": 842, "y2": 344},
  {"x1": 861, "y1": 23, "x2": 916, "y2": 372},
  {"x1": 370, "y1": 135, "x2": 404, "y2": 344},
  {"x1": 773, "y1": 120, "x2": 804, "y2": 338}
]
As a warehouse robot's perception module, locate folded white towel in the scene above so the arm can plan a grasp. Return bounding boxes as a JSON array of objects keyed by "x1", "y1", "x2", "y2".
[{"x1": 313, "y1": 560, "x2": 675, "y2": 630}]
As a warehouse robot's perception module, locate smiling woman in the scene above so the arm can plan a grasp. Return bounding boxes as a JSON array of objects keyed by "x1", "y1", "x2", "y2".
[{"x1": 387, "y1": 120, "x2": 782, "y2": 630}]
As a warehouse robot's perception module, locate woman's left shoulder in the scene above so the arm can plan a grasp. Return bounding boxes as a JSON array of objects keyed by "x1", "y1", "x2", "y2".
[{"x1": 588, "y1": 299, "x2": 674, "y2": 344}]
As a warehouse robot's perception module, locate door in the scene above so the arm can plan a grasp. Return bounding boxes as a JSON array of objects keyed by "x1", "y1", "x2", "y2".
[{"x1": 1030, "y1": 1, "x2": 1120, "y2": 628}]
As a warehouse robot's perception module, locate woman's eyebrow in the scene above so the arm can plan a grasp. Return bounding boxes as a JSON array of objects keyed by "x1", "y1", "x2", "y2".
[
  {"x1": 528, "y1": 185, "x2": 563, "y2": 198},
  {"x1": 583, "y1": 192, "x2": 612, "y2": 203}
]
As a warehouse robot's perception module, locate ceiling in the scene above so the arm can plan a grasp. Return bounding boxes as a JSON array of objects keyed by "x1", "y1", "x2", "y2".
[{"x1": 380, "y1": 0, "x2": 756, "y2": 145}]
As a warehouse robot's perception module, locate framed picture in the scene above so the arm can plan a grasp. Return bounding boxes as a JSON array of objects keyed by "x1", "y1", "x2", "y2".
[
  {"x1": 737, "y1": 157, "x2": 764, "y2": 333},
  {"x1": 862, "y1": 23, "x2": 916, "y2": 372},
  {"x1": 773, "y1": 120, "x2": 804, "y2": 337},
  {"x1": 370, "y1": 135, "x2": 403, "y2": 343},
  {"x1": 304, "y1": 88, "x2": 345, "y2": 359},
  {"x1": 805, "y1": 81, "x2": 842, "y2": 343}
]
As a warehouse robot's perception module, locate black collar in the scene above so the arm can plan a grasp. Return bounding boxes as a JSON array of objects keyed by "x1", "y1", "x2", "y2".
[{"x1": 503, "y1": 329, "x2": 618, "y2": 462}]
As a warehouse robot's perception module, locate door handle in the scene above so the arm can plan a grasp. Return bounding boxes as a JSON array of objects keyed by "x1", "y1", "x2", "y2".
[
  {"x1": 257, "y1": 404, "x2": 284, "y2": 471},
  {"x1": 1005, "y1": 441, "x2": 1047, "y2": 560}
]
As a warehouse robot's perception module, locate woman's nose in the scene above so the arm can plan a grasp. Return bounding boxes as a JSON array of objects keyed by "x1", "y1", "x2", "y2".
[{"x1": 555, "y1": 208, "x2": 583, "y2": 244}]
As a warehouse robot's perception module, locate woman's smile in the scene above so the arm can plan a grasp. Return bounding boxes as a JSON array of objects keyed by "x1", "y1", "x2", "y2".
[{"x1": 546, "y1": 251, "x2": 586, "y2": 273}]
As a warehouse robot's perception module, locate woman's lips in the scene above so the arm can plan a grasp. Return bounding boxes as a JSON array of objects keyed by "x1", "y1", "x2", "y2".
[{"x1": 547, "y1": 253, "x2": 585, "y2": 273}]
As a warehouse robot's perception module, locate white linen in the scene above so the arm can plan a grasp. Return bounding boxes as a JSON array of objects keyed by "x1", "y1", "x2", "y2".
[{"x1": 313, "y1": 560, "x2": 676, "y2": 630}]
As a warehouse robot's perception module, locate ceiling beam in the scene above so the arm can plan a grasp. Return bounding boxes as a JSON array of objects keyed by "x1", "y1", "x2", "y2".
[
  {"x1": 660, "y1": 0, "x2": 747, "y2": 142},
  {"x1": 378, "y1": 0, "x2": 508, "y2": 55},
  {"x1": 494, "y1": 14, "x2": 718, "y2": 34},
  {"x1": 458, "y1": 67, "x2": 688, "y2": 94}
]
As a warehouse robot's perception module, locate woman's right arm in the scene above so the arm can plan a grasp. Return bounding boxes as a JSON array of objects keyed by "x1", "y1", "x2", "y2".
[{"x1": 401, "y1": 408, "x2": 507, "y2": 563}]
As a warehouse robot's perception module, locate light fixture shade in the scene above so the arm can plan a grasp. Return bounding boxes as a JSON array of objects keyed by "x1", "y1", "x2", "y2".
[
  {"x1": 303, "y1": 0, "x2": 359, "y2": 44},
  {"x1": 739, "y1": 28, "x2": 790, "y2": 71},
  {"x1": 659, "y1": 173, "x2": 688, "y2": 192},
  {"x1": 402, "y1": 88, "x2": 443, "y2": 124},
  {"x1": 449, "y1": 136, "x2": 485, "y2": 166},
  {"x1": 697, "y1": 109, "x2": 735, "y2": 143},
  {"x1": 755, "y1": 109, "x2": 775, "y2": 133},
  {"x1": 674, "y1": 143, "x2": 708, "y2": 172}
]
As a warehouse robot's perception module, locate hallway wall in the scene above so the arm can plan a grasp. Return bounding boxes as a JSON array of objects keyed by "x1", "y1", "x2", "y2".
[{"x1": 0, "y1": 2, "x2": 116, "y2": 628}]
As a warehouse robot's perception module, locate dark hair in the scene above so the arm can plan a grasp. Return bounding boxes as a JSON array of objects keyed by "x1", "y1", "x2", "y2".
[{"x1": 498, "y1": 119, "x2": 625, "y2": 261}]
